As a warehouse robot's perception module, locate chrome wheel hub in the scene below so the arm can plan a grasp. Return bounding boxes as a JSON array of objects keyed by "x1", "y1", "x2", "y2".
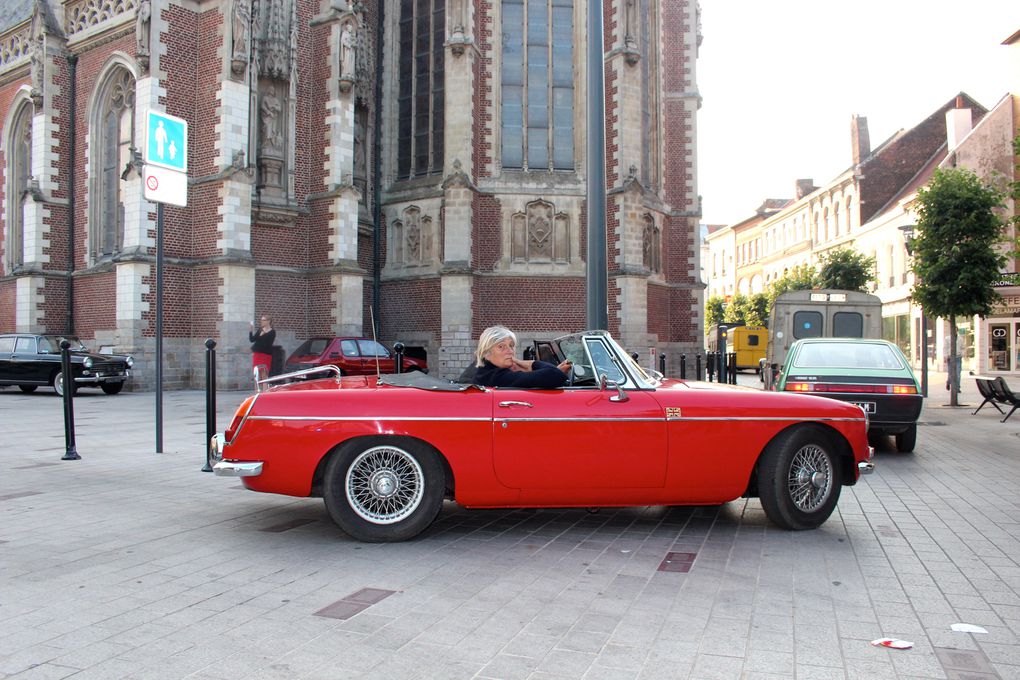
[
  {"x1": 370, "y1": 470, "x2": 397, "y2": 497},
  {"x1": 788, "y1": 444, "x2": 833, "y2": 511},
  {"x1": 346, "y1": 446, "x2": 425, "y2": 524}
]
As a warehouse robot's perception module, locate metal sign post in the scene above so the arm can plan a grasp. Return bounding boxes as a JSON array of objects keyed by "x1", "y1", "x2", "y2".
[{"x1": 143, "y1": 110, "x2": 189, "y2": 453}]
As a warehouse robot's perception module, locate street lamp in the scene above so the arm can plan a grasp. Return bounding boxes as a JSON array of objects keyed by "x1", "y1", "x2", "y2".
[{"x1": 899, "y1": 224, "x2": 928, "y2": 397}]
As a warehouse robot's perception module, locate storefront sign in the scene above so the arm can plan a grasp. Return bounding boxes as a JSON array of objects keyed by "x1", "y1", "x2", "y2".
[{"x1": 992, "y1": 291, "x2": 1020, "y2": 316}]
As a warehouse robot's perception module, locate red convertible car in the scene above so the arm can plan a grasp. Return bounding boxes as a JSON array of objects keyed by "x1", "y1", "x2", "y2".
[{"x1": 212, "y1": 331, "x2": 874, "y2": 542}]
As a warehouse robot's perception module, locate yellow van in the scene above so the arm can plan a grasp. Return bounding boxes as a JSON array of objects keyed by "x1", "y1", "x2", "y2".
[{"x1": 706, "y1": 324, "x2": 768, "y2": 372}]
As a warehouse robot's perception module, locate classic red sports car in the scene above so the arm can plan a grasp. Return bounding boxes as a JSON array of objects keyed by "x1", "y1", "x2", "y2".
[{"x1": 212, "y1": 331, "x2": 874, "y2": 542}]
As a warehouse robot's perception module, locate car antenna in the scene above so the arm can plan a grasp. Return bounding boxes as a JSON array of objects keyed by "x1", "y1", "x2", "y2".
[{"x1": 370, "y1": 307, "x2": 381, "y2": 379}]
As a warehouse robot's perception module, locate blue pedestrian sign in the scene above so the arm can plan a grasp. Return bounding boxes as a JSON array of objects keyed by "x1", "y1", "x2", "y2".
[{"x1": 145, "y1": 111, "x2": 188, "y2": 173}]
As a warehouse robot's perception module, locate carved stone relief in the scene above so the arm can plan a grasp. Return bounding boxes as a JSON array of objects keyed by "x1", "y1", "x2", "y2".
[
  {"x1": 255, "y1": 0, "x2": 292, "y2": 79},
  {"x1": 511, "y1": 200, "x2": 570, "y2": 263},
  {"x1": 66, "y1": 0, "x2": 140, "y2": 38},
  {"x1": 0, "y1": 28, "x2": 32, "y2": 72},
  {"x1": 391, "y1": 206, "x2": 435, "y2": 268}
]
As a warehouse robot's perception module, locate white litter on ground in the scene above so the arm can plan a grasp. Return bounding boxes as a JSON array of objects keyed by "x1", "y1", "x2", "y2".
[{"x1": 950, "y1": 623, "x2": 988, "y2": 634}]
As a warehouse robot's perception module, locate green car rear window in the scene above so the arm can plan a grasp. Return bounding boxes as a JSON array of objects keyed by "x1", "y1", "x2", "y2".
[{"x1": 794, "y1": 343, "x2": 904, "y2": 370}]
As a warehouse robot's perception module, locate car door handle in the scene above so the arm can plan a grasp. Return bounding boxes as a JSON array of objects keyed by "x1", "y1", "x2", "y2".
[{"x1": 498, "y1": 401, "x2": 533, "y2": 408}]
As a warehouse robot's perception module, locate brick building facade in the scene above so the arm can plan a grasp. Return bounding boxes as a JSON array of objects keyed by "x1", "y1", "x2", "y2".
[{"x1": 0, "y1": 0, "x2": 704, "y2": 389}]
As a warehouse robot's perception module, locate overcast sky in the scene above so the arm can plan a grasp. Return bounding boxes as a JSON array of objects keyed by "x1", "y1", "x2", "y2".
[{"x1": 695, "y1": 0, "x2": 1019, "y2": 227}]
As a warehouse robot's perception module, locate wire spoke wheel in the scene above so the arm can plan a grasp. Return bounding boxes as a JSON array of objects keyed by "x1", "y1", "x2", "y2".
[
  {"x1": 787, "y1": 443, "x2": 833, "y2": 511},
  {"x1": 758, "y1": 426, "x2": 843, "y2": 531},
  {"x1": 345, "y1": 445, "x2": 425, "y2": 524}
]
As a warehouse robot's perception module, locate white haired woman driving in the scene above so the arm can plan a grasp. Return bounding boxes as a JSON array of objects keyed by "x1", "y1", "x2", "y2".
[{"x1": 473, "y1": 326, "x2": 571, "y2": 388}]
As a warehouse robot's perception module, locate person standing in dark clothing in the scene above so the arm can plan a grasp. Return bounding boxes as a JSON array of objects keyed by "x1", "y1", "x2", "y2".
[
  {"x1": 249, "y1": 314, "x2": 276, "y2": 375},
  {"x1": 473, "y1": 325, "x2": 571, "y2": 388}
]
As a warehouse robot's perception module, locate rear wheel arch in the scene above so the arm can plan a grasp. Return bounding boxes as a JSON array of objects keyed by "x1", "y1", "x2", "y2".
[
  {"x1": 320, "y1": 435, "x2": 452, "y2": 541},
  {"x1": 311, "y1": 434, "x2": 454, "y2": 498}
]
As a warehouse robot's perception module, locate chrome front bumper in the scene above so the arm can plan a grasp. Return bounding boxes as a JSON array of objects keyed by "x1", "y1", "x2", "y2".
[{"x1": 858, "y1": 446, "x2": 876, "y2": 475}]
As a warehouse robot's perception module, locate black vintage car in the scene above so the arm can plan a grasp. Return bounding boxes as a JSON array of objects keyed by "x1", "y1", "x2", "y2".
[{"x1": 0, "y1": 334, "x2": 134, "y2": 396}]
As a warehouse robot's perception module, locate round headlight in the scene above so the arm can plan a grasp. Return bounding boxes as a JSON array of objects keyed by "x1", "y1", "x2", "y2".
[
  {"x1": 126, "y1": 356, "x2": 134, "y2": 368},
  {"x1": 83, "y1": 357, "x2": 93, "y2": 368}
]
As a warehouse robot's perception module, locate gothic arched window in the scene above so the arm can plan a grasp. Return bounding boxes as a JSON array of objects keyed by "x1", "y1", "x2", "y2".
[
  {"x1": 397, "y1": 0, "x2": 445, "y2": 180},
  {"x1": 4, "y1": 100, "x2": 32, "y2": 272},
  {"x1": 501, "y1": 0, "x2": 574, "y2": 171},
  {"x1": 90, "y1": 67, "x2": 135, "y2": 261}
]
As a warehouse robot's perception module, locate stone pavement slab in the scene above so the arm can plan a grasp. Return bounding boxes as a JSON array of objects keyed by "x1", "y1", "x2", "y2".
[{"x1": 0, "y1": 375, "x2": 1018, "y2": 679}]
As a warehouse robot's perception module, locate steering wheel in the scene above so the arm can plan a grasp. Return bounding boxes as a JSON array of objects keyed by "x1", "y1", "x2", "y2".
[{"x1": 566, "y1": 363, "x2": 586, "y2": 387}]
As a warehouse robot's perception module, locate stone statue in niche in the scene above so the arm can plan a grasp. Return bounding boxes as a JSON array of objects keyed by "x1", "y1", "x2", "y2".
[
  {"x1": 136, "y1": 0, "x2": 151, "y2": 70},
  {"x1": 231, "y1": 0, "x2": 251, "y2": 76},
  {"x1": 353, "y1": 104, "x2": 368, "y2": 200},
  {"x1": 29, "y1": 39, "x2": 43, "y2": 103},
  {"x1": 622, "y1": 0, "x2": 640, "y2": 64},
  {"x1": 340, "y1": 22, "x2": 355, "y2": 77},
  {"x1": 260, "y1": 91, "x2": 282, "y2": 150},
  {"x1": 448, "y1": 0, "x2": 467, "y2": 55}
]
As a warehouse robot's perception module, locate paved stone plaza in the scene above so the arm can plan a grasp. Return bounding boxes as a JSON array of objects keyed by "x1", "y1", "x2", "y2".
[{"x1": 1, "y1": 376, "x2": 1019, "y2": 679}]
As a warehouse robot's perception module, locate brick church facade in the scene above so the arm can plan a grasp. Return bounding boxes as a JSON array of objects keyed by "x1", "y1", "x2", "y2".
[{"x1": 0, "y1": 0, "x2": 703, "y2": 389}]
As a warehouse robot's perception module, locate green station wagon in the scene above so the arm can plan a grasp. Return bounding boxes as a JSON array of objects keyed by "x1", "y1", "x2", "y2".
[{"x1": 775, "y1": 338, "x2": 923, "y2": 453}]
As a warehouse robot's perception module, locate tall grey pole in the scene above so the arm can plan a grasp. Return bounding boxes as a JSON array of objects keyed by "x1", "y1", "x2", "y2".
[
  {"x1": 155, "y1": 201, "x2": 164, "y2": 453},
  {"x1": 586, "y1": 0, "x2": 608, "y2": 331}
]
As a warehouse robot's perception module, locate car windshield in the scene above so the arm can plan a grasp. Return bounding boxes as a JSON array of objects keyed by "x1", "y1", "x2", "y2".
[
  {"x1": 40, "y1": 335, "x2": 87, "y2": 353},
  {"x1": 794, "y1": 343, "x2": 904, "y2": 370},
  {"x1": 552, "y1": 333, "x2": 659, "y2": 388},
  {"x1": 294, "y1": 338, "x2": 330, "y2": 356}
]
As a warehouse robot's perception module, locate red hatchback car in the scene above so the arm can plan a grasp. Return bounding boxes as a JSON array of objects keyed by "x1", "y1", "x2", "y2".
[{"x1": 284, "y1": 337, "x2": 427, "y2": 376}]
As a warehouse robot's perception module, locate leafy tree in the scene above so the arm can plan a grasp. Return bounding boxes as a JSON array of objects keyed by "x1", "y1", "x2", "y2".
[
  {"x1": 911, "y1": 168, "x2": 1008, "y2": 405},
  {"x1": 704, "y1": 295, "x2": 725, "y2": 331},
  {"x1": 818, "y1": 247, "x2": 876, "y2": 292},
  {"x1": 745, "y1": 293, "x2": 770, "y2": 327},
  {"x1": 723, "y1": 293, "x2": 749, "y2": 324},
  {"x1": 766, "y1": 263, "x2": 819, "y2": 307}
]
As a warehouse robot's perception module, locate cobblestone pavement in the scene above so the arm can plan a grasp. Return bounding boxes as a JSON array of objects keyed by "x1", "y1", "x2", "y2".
[{"x1": 1, "y1": 375, "x2": 1018, "y2": 680}]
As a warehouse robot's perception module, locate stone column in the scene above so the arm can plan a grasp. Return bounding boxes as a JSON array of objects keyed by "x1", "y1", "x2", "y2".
[
  {"x1": 323, "y1": 11, "x2": 364, "y2": 336},
  {"x1": 437, "y1": 6, "x2": 478, "y2": 378},
  {"x1": 214, "y1": 72, "x2": 256, "y2": 387}
]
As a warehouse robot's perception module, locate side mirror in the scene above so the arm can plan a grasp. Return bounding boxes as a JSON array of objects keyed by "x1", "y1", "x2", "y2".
[{"x1": 599, "y1": 373, "x2": 629, "y2": 403}]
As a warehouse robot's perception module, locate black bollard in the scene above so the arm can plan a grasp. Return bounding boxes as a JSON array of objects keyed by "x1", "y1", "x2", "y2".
[
  {"x1": 202, "y1": 339, "x2": 216, "y2": 472},
  {"x1": 695, "y1": 354, "x2": 702, "y2": 381},
  {"x1": 659, "y1": 352, "x2": 666, "y2": 375},
  {"x1": 680, "y1": 353, "x2": 687, "y2": 379},
  {"x1": 60, "y1": 340, "x2": 80, "y2": 460},
  {"x1": 731, "y1": 353, "x2": 738, "y2": 384},
  {"x1": 393, "y1": 342, "x2": 405, "y2": 374},
  {"x1": 706, "y1": 352, "x2": 715, "y2": 382}
]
